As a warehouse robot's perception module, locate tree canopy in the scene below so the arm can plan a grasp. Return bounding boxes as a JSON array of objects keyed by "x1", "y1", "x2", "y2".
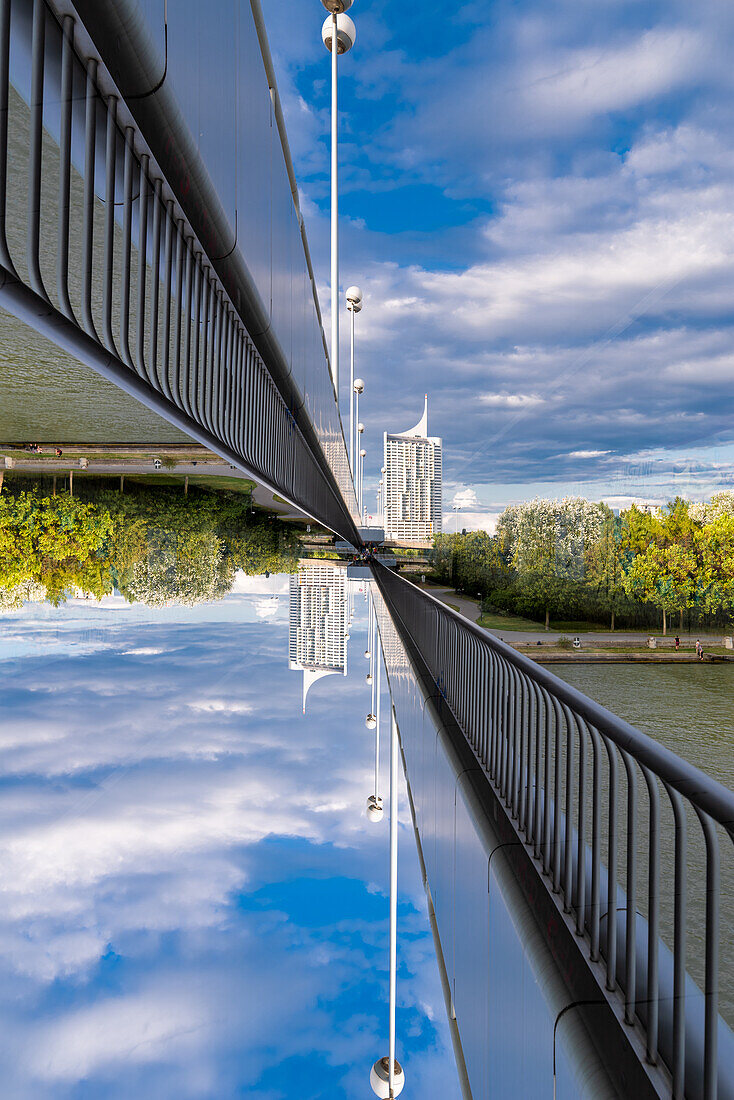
[
  {"x1": 432, "y1": 494, "x2": 734, "y2": 632},
  {"x1": 0, "y1": 482, "x2": 301, "y2": 609}
]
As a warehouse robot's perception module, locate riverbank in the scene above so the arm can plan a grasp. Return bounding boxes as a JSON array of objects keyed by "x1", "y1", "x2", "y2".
[{"x1": 528, "y1": 651, "x2": 734, "y2": 664}]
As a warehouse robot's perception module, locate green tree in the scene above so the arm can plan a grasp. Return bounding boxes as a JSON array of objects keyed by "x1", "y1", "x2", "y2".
[{"x1": 0, "y1": 490, "x2": 113, "y2": 604}]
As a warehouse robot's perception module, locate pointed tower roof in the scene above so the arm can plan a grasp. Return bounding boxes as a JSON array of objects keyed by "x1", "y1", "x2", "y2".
[
  {"x1": 302, "y1": 667, "x2": 341, "y2": 713},
  {"x1": 401, "y1": 394, "x2": 428, "y2": 438}
]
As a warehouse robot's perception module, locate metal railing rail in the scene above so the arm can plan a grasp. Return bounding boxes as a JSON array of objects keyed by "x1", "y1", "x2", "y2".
[
  {"x1": 372, "y1": 561, "x2": 734, "y2": 1100},
  {"x1": 0, "y1": 0, "x2": 360, "y2": 543}
]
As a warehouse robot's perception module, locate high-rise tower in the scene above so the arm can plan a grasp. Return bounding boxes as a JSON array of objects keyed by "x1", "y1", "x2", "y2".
[{"x1": 383, "y1": 396, "x2": 442, "y2": 544}]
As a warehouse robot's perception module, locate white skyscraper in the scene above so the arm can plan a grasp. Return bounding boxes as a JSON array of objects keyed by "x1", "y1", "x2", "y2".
[
  {"x1": 383, "y1": 396, "x2": 442, "y2": 543},
  {"x1": 289, "y1": 563, "x2": 348, "y2": 712}
]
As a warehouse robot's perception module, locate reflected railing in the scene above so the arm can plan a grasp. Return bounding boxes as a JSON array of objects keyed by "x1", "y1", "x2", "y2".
[
  {"x1": 0, "y1": 0, "x2": 359, "y2": 540},
  {"x1": 372, "y1": 561, "x2": 734, "y2": 1100}
]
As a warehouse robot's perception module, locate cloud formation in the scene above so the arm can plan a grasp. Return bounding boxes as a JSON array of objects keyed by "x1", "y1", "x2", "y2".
[
  {"x1": 265, "y1": 0, "x2": 734, "y2": 519},
  {"x1": 0, "y1": 597, "x2": 458, "y2": 1098}
]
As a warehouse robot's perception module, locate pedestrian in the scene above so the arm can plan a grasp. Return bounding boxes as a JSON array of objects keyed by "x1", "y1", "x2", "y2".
[
  {"x1": 55, "y1": 447, "x2": 62, "y2": 457},
  {"x1": 695, "y1": 638, "x2": 703, "y2": 660},
  {"x1": 675, "y1": 634, "x2": 680, "y2": 651}
]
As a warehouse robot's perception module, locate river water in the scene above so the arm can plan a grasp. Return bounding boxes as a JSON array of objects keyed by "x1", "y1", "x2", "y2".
[{"x1": 553, "y1": 662, "x2": 734, "y2": 791}]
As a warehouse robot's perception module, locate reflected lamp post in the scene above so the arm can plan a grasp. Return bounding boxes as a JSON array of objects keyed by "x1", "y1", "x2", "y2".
[{"x1": 370, "y1": 707, "x2": 405, "y2": 1097}]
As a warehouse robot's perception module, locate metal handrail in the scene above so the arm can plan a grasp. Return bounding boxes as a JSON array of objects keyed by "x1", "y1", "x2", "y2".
[
  {"x1": 373, "y1": 561, "x2": 734, "y2": 1100},
  {"x1": 392, "y1": 575, "x2": 734, "y2": 831}
]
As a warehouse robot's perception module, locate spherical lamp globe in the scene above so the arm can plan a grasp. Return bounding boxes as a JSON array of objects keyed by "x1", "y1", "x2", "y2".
[
  {"x1": 321, "y1": 13, "x2": 356, "y2": 53},
  {"x1": 366, "y1": 673, "x2": 373, "y2": 685},
  {"x1": 346, "y1": 285, "x2": 362, "y2": 312},
  {"x1": 370, "y1": 1057, "x2": 405, "y2": 1097},
  {"x1": 364, "y1": 649, "x2": 371, "y2": 660},
  {"x1": 365, "y1": 713, "x2": 377, "y2": 730},
  {"x1": 366, "y1": 795, "x2": 383, "y2": 822},
  {"x1": 354, "y1": 378, "x2": 364, "y2": 394},
  {"x1": 321, "y1": 0, "x2": 352, "y2": 12}
]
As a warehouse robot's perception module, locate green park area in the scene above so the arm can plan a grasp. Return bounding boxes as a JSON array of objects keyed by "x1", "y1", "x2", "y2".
[
  {"x1": 0, "y1": 474, "x2": 299, "y2": 608},
  {"x1": 431, "y1": 493, "x2": 734, "y2": 635}
]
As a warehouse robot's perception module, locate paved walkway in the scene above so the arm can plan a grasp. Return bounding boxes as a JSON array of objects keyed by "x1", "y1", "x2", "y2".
[
  {"x1": 423, "y1": 586, "x2": 484, "y2": 624},
  {"x1": 2, "y1": 454, "x2": 310, "y2": 522}
]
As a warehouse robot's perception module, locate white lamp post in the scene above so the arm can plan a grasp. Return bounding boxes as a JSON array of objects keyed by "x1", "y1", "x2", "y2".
[
  {"x1": 354, "y1": 378, "x2": 364, "y2": 512},
  {"x1": 346, "y1": 285, "x2": 362, "y2": 477},
  {"x1": 359, "y1": 443, "x2": 366, "y2": 519},
  {"x1": 321, "y1": 3, "x2": 356, "y2": 400},
  {"x1": 370, "y1": 707, "x2": 404, "y2": 1096}
]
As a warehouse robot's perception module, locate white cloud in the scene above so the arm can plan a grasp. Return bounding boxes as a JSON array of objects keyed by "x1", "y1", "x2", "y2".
[
  {"x1": 186, "y1": 699, "x2": 254, "y2": 714},
  {"x1": 567, "y1": 450, "x2": 611, "y2": 458},
  {"x1": 480, "y1": 392, "x2": 545, "y2": 408},
  {"x1": 28, "y1": 990, "x2": 207, "y2": 1079},
  {"x1": 517, "y1": 28, "x2": 706, "y2": 128}
]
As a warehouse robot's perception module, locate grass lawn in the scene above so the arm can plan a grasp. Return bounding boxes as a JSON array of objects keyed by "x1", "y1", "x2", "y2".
[{"x1": 478, "y1": 611, "x2": 546, "y2": 631}]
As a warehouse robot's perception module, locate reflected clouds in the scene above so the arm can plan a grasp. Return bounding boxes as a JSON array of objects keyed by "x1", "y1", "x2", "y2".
[{"x1": 0, "y1": 582, "x2": 459, "y2": 1098}]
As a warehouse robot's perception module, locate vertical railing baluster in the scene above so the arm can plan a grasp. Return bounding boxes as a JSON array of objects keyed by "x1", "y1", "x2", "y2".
[
  {"x1": 28, "y1": 0, "x2": 49, "y2": 301},
  {"x1": 563, "y1": 702, "x2": 575, "y2": 913},
  {"x1": 200, "y1": 271, "x2": 212, "y2": 430},
  {"x1": 694, "y1": 808, "x2": 720, "y2": 1100},
  {"x1": 81, "y1": 58, "x2": 98, "y2": 336},
  {"x1": 621, "y1": 749, "x2": 637, "y2": 1026},
  {"x1": 182, "y1": 236, "x2": 194, "y2": 416},
  {"x1": 588, "y1": 725, "x2": 602, "y2": 961},
  {"x1": 502, "y1": 661, "x2": 511, "y2": 804},
  {"x1": 663, "y1": 783, "x2": 686, "y2": 1099},
  {"x1": 57, "y1": 14, "x2": 74, "y2": 320},
  {"x1": 543, "y1": 687, "x2": 552, "y2": 874},
  {"x1": 148, "y1": 179, "x2": 162, "y2": 384},
  {"x1": 102, "y1": 96, "x2": 118, "y2": 353},
  {"x1": 490, "y1": 652, "x2": 500, "y2": 781},
  {"x1": 191, "y1": 256, "x2": 202, "y2": 420},
  {"x1": 136, "y1": 155, "x2": 150, "y2": 379},
  {"x1": 552, "y1": 696, "x2": 563, "y2": 891},
  {"x1": 575, "y1": 714, "x2": 586, "y2": 936},
  {"x1": 602, "y1": 733, "x2": 618, "y2": 992},
  {"x1": 642, "y1": 766, "x2": 660, "y2": 1065},
  {"x1": 119, "y1": 127, "x2": 135, "y2": 367},
  {"x1": 514, "y1": 668, "x2": 524, "y2": 821},
  {"x1": 0, "y1": 0, "x2": 17, "y2": 275},
  {"x1": 162, "y1": 199, "x2": 175, "y2": 402},
  {"x1": 526, "y1": 680, "x2": 537, "y2": 845},
  {"x1": 173, "y1": 221, "x2": 187, "y2": 415},
  {"x1": 533, "y1": 682, "x2": 542, "y2": 858}
]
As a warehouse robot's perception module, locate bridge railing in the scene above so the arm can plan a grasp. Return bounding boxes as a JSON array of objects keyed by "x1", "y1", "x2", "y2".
[
  {"x1": 373, "y1": 562, "x2": 734, "y2": 1100},
  {"x1": 0, "y1": 0, "x2": 359, "y2": 541}
]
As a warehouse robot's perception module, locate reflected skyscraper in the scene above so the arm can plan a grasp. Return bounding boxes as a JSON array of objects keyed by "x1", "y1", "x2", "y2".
[{"x1": 289, "y1": 563, "x2": 348, "y2": 712}]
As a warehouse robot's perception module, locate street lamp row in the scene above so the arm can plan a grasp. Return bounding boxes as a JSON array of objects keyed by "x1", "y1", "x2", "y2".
[{"x1": 321, "y1": 4, "x2": 403, "y2": 1093}]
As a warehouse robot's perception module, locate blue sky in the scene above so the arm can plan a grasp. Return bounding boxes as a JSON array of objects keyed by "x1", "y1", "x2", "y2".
[
  {"x1": 0, "y1": 589, "x2": 459, "y2": 1098},
  {"x1": 264, "y1": 0, "x2": 734, "y2": 527}
]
